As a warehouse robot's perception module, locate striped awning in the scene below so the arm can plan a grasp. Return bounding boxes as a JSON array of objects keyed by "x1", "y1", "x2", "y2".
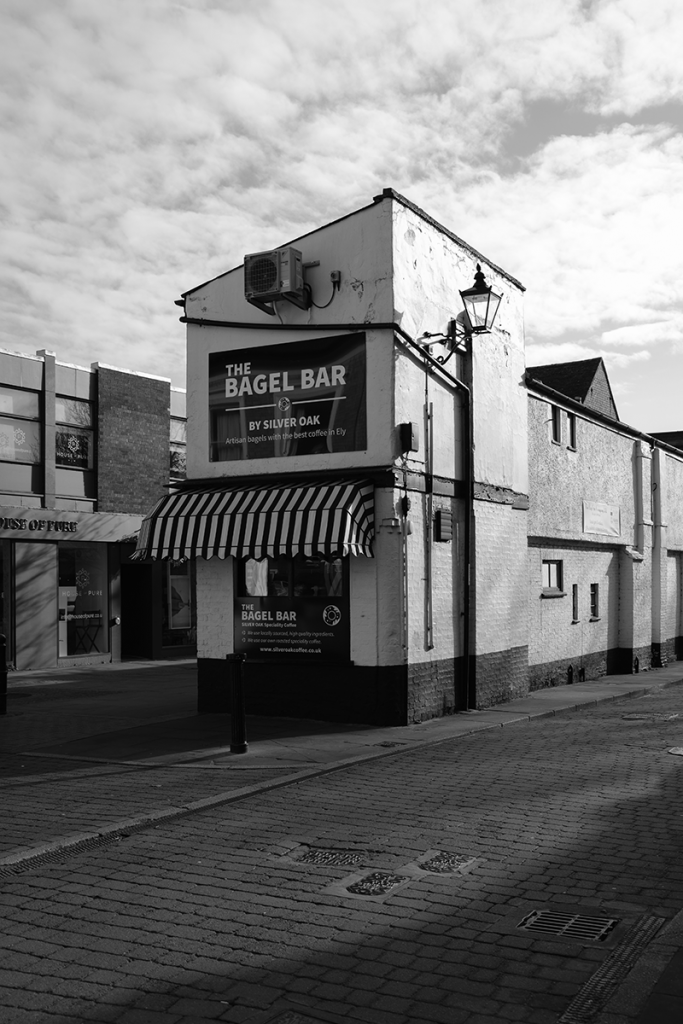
[{"x1": 133, "y1": 479, "x2": 374, "y2": 561}]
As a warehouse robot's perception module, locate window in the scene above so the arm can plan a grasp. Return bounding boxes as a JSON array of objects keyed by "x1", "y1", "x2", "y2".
[
  {"x1": 56, "y1": 397, "x2": 94, "y2": 469},
  {"x1": 58, "y1": 544, "x2": 108, "y2": 657},
  {"x1": 238, "y1": 556, "x2": 344, "y2": 599},
  {"x1": 590, "y1": 583, "x2": 600, "y2": 619},
  {"x1": 162, "y1": 560, "x2": 195, "y2": 648},
  {"x1": 572, "y1": 583, "x2": 579, "y2": 622},
  {"x1": 170, "y1": 417, "x2": 187, "y2": 480},
  {"x1": 551, "y1": 406, "x2": 562, "y2": 444},
  {"x1": 567, "y1": 413, "x2": 577, "y2": 449},
  {"x1": 542, "y1": 559, "x2": 563, "y2": 594},
  {"x1": 0, "y1": 384, "x2": 41, "y2": 464}
]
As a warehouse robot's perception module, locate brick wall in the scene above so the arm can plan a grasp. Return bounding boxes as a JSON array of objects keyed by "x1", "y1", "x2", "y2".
[{"x1": 97, "y1": 366, "x2": 170, "y2": 514}]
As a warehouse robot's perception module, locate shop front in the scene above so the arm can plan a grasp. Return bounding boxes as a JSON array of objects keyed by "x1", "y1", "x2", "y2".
[
  {"x1": 133, "y1": 476, "x2": 380, "y2": 719},
  {"x1": 0, "y1": 506, "x2": 196, "y2": 671}
]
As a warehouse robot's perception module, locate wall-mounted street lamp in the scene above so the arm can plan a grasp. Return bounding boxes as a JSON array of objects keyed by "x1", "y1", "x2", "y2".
[{"x1": 419, "y1": 263, "x2": 502, "y2": 362}]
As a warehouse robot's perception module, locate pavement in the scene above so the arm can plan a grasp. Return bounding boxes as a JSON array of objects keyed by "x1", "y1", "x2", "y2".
[{"x1": 2, "y1": 657, "x2": 683, "y2": 1023}]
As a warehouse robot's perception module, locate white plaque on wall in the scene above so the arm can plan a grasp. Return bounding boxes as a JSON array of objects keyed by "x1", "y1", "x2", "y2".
[{"x1": 583, "y1": 500, "x2": 621, "y2": 537}]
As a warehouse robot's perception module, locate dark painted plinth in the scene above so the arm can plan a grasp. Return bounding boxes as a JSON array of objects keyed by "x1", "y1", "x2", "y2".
[{"x1": 198, "y1": 658, "x2": 408, "y2": 726}]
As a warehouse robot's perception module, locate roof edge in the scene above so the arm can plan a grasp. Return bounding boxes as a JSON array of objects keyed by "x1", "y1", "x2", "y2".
[
  {"x1": 525, "y1": 372, "x2": 683, "y2": 457},
  {"x1": 373, "y1": 188, "x2": 525, "y2": 292},
  {"x1": 181, "y1": 188, "x2": 524, "y2": 299}
]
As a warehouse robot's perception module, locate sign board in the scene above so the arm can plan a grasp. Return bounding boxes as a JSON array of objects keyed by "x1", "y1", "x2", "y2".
[
  {"x1": 583, "y1": 500, "x2": 621, "y2": 537},
  {"x1": 235, "y1": 596, "x2": 349, "y2": 660},
  {"x1": 209, "y1": 334, "x2": 366, "y2": 462}
]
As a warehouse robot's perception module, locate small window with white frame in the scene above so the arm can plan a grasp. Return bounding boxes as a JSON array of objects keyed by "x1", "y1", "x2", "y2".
[
  {"x1": 542, "y1": 559, "x2": 564, "y2": 595},
  {"x1": 590, "y1": 583, "x2": 600, "y2": 619},
  {"x1": 551, "y1": 406, "x2": 562, "y2": 444},
  {"x1": 567, "y1": 412, "x2": 577, "y2": 450}
]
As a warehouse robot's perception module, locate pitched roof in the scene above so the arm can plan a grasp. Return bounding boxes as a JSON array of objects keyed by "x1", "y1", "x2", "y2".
[
  {"x1": 650, "y1": 431, "x2": 683, "y2": 452},
  {"x1": 526, "y1": 357, "x2": 619, "y2": 420}
]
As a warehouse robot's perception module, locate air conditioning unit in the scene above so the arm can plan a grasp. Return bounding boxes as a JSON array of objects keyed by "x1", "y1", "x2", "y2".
[{"x1": 244, "y1": 246, "x2": 309, "y2": 314}]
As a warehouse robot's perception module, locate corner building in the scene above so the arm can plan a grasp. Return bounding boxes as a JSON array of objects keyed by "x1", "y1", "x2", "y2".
[{"x1": 137, "y1": 190, "x2": 529, "y2": 723}]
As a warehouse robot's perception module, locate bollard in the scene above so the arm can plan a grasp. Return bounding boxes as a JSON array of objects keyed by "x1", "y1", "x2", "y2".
[
  {"x1": 227, "y1": 652, "x2": 248, "y2": 754},
  {"x1": 0, "y1": 634, "x2": 7, "y2": 716}
]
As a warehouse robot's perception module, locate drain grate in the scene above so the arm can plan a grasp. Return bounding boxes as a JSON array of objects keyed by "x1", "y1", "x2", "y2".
[
  {"x1": 558, "y1": 914, "x2": 665, "y2": 1022},
  {"x1": 518, "y1": 909, "x2": 620, "y2": 942},
  {"x1": 419, "y1": 851, "x2": 474, "y2": 874},
  {"x1": 299, "y1": 849, "x2": 364, "y2": 867},
  {"x1": 346, "y1": 871, "x2": 409, "y2": 896}
]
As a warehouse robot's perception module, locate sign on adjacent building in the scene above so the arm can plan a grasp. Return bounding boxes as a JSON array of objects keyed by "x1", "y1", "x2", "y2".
[
  {"x1": 209, "y1": 334, "x2": 366, "y2": 462},
  {"x1": 583, "y1": 500, "x2": 621, "y2": 537}
]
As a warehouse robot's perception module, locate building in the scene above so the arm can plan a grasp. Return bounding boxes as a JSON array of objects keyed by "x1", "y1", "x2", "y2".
[
  {"x1": 134, "y1": 189, "x2": 683, "y2": 724},
  {"x1": 0, "y1": 349, "x2": 194, "y2": 670}
]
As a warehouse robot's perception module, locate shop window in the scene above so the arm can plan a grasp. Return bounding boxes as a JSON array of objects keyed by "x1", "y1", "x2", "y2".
[
  {"x1": 239, "y1": 557, "x2": 344, "y2": 599},
  {"x1": 0, "y1": 540, "x2": 13, "y2": 667},
  {"x1": 170, "y1": 417, "x2": 187, "y2": 480},
  {"x1": 590, "y1": 583, "x2": 600, "y2": 619},
  {"x1": 58, "y1": 544, "x2": 109, "y2": 657},
  {"x1": 0, "y1": 384, "x2": 42, "y2": 466},
  {"x1": 551, "y1": 406, "x2": 562, "y2": 444},
  {"x1": 235, "y1": 556, "x2": 349, "y2": 661},
  {"x1": 162, "y1": 560, "x2": 196, "y2": 647},
  {"x1": 55, "y1": 397, "x2": 94, "y2": 470},
  {"x1": 541, "y1": 559, "x2": 564, "y2": 595}
]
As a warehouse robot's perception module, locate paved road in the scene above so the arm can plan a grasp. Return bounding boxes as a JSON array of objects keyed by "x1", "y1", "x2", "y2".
[{"x1": 1, "y1": 668, "x2": 683, "y2": 1023}]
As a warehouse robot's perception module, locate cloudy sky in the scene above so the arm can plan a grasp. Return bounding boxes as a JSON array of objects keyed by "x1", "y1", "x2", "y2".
[{"x1": 1, "y1": 0, "x2": 682, "y2": 431}]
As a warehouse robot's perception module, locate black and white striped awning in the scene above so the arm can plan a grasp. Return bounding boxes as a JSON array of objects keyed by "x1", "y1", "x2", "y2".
[{"x1": 133, "y1": 479, "x2": 374, "y2": 561}]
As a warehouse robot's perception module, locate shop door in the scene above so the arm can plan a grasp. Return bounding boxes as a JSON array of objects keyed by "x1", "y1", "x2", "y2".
[{"x1": 120, "y1": 563, "x2": 155, "y2": 659}]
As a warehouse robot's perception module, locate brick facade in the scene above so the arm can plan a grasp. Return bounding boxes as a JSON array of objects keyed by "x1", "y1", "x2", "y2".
[{"x1": 96, "y1": 365, "x2": 170, "y2": 515}]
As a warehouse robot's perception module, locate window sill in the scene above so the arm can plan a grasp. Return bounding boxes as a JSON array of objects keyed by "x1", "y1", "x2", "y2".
[
  {"x1": 590, "y1": 616, "x2": 601, "y2": 622},
  {"x1": 571, "y1": 618, "x2": 581, "y2": 624},
  {"x1": 541, "y1": 590, "x2": 566, "y2": 599},
  {"x1": 551, "y1": 439, "x2": 562, "y2": 447},
  {"x1": 567, "y1": 446, "x2": 577, "y2": 452}
]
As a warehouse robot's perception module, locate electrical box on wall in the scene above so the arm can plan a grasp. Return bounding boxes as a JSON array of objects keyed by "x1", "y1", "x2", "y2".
[
  {"x1": 399, "y1": 421, "x2": 420, "y2": 453},
  {"x1": 244, "y1": 247, "x2": 308, "y2": 314}
]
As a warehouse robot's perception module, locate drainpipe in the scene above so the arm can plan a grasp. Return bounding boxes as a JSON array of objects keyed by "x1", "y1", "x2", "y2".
[{"x1": 652, "y1": 446, "x2": 665, "y2": 666}]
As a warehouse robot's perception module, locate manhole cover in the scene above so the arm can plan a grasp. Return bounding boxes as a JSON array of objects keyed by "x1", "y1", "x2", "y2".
[
  {"x1": 419, "y1": 852, "x2": 474, "y2": 874},
  {"x1": 346, "y1": 872, "x2": 409, "y2": 896},
  {"x1": 299, "y1": 849, "x2": 363, "y2": 867},
  {"x1": 518, "y1": 909, "x2": 619, "y2": 942}
]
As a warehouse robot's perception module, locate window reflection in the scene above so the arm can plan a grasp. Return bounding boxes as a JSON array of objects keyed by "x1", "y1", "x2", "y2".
[{"x1": 240, "y1": 557, "x2": 344, "y2": 598}]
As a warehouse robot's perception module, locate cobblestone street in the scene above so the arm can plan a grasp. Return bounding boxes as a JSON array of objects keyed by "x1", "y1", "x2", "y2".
[{"x1": 2, "y1": 671, "x2": 683, "y2": 1024}]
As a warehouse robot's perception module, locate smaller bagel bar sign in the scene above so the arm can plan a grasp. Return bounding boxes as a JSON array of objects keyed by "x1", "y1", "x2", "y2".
[{"x1": 235, "y1": 599, "x2": 348, "y2": 660}]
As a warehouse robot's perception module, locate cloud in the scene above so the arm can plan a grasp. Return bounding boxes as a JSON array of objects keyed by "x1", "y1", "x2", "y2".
[
  {"x1": 600, "y1": 318, "x2": 683, "y2": 347},
  {"x1": 0, "y1": 0, "x2": 682, "y2": 420}
]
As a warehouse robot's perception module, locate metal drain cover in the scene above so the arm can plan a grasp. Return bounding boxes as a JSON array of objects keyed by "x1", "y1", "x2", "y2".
[
  {"x1": 518, "y1": 909, "x2": 619, "y2": 942},
  {"x1": 418, "y1": 851, "x2": 475, "y2": 874},
  {"x1": 347, "y1": 872, "x2": 409, "y2": 896},
  {"x1": 299, "y1": 849, "x2": 363, "y2": 867}
]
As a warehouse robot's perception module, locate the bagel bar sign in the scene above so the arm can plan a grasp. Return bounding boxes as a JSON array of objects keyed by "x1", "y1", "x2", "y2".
[
  {"x1": 209, "y1": 334, "x2": 366, "y2": 462},
  {"x1": 235, "y1": 597, "x2": 349, "y2": 660}
]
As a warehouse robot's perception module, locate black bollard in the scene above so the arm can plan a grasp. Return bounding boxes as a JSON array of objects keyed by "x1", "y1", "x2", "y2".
[
  {"x1": 227, "y1": 652, "x2": 248, "y2": 754},
  {"x1": 0, "y1": 634, "x2": 7, "y2": 716}
]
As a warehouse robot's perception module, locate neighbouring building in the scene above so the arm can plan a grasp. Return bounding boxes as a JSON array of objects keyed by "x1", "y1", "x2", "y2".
[
  {"x1": 134, "y1": 189, "x2": 683, "y2": 724},
  {"x1": 0, "y1": 349, "x2": 194, "y2": 670}
]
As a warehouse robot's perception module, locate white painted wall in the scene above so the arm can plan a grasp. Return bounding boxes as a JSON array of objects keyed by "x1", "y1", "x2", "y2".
[{"x1": 185, "y1": 201, "x2": 395, "y2": 480}]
